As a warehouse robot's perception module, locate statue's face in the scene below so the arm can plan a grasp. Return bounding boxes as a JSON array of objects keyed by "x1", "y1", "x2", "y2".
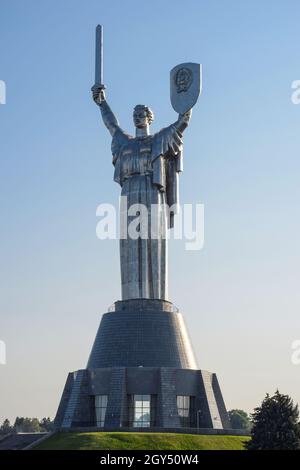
[{"x1": 133, "y1": 107, "x2": 149, "y2": 128}]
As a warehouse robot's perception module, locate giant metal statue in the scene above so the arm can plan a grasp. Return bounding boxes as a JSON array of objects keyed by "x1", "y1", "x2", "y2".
[
  {"x1": 54, "y1": 25, "x2": 230, "y2": 433},
  {"x1": 91, "y1": 25, "x2": 201, "y2": 301}
]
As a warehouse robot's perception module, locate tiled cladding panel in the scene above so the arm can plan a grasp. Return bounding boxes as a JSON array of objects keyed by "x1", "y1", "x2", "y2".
[{"x1": 87, "y1": 300, "x2": 197, "y2": 370}]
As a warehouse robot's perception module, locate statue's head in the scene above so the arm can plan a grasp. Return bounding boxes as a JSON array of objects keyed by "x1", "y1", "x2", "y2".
[{"x1": 133, "y1": 105, "x2": 154, "y2": 128}]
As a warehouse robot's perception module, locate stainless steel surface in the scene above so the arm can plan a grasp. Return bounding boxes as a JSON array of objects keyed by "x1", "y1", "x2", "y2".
[
  {"x1": 170, "y1": 62, "x2": 202, "y2": 114},
  {"x1": 95, "y1": 24, "x2": 103, "y2": 86},
  {"x1": 92, "y1": 53, "x2": 200, "y2": 300}
]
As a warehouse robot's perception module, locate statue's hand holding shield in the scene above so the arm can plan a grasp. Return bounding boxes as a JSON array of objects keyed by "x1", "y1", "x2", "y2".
[{"x1": 170, "y1": 62, "x2": 202, "y2": 114}]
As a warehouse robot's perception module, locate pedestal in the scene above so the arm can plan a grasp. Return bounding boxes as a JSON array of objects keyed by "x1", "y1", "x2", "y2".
[{"x1": 54, "y1": 300, "x2": 230, "y2": 431}]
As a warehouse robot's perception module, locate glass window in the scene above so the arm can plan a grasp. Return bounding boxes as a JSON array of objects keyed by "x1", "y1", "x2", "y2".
[
  {"x1": 95, "y1": 395, "x2": 108, "y2": 427},
  {"x1": 177, "y1": 395, "x2": 191, "y2": 427},
  {"x1": 128, "y1": 394, "x2": 151, "y2": 428}
]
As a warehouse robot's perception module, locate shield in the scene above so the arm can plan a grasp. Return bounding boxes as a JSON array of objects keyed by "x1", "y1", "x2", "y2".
[{"x1": 170, "y1": 62, "x2": 202, "y2": 114}]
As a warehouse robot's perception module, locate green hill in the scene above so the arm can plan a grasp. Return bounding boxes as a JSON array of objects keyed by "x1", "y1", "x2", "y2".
[{"x1": 35, "y1": 432, "x2": 250, "y2": 450}]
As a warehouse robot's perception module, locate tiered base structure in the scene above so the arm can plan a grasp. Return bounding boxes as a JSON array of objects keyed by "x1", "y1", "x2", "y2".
[{"x1": 55, "y1": 299, "x2": 230, "y2": 431}]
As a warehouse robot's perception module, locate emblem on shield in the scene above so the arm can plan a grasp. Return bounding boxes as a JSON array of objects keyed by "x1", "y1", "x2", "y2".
[{"x1": 170, "y1": 62, "x2": 202, "y2": 114}]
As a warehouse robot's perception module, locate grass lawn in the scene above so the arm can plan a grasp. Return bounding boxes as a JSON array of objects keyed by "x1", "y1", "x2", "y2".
[{"x1": 35, "y1": 432, "x2": 250, "y2": 450}]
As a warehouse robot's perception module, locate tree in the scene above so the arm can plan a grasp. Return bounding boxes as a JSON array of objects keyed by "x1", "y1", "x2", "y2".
[
  {"x1": 39, "y1": 417, "x2": 54, "y2": 432},
  {"x1": 228, "y1": 409, "x2": 251, "y2": 431},
  {"x1": 0, "y1": 419, "x2": 14, "y2": 435},
  {"x1": 247, "y1": 390, "x2": 300, "y2": 450},
  {"x1": 0, "y1": 417, "x2": 54, "y2": 434},
  {"x1": 13, "y1": 417, "x2": 41, "y2": 433}
]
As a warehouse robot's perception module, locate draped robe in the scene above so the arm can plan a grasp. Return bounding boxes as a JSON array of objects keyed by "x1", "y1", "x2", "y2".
[{"x1": 100, "y1": 101, "x2": 190, "y2": 300}]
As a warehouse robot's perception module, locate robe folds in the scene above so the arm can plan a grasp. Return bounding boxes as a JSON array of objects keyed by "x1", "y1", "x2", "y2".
[{"x1": 110, "y1": 124, "x2": 184, "y2": 301}]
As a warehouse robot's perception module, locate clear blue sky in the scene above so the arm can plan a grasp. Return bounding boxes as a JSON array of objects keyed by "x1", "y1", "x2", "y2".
[{"x1": 0, "y1": 0, "x2": 300, "y2": 423}]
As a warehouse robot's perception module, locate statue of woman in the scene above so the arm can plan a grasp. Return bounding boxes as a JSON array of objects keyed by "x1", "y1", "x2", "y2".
[{"x1": 92, "y1": 85, "x2": 191, "y2": 301}]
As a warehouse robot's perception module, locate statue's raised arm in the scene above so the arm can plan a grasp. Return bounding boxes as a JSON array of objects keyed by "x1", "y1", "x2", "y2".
[
  {"x1": 151, "y1": 104, "x2": 192, "y2": 169},
  {"x1": 91, "y1": 85, "x2": 120, "y2": 137},
  {"x1": 173, "y1": 109, "x2": 192, "y2": 134}
]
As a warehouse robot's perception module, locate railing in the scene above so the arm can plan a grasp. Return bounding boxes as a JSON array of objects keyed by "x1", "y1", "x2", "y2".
[{"x1": 107, "y1": 302, "x2": 179, "y2": 313}]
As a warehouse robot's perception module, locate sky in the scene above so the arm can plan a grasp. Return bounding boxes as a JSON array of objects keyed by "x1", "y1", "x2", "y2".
[{"x1": 0, "y1": 0, "x2": 300, "y2": 423}]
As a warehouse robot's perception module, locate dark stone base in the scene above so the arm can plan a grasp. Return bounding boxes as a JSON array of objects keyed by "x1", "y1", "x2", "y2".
[
  {"x1": 54, "y1": 300, "x2": 230, "y2": 431},
  {"x1": 54, "y1": 367, "x2": 230, "y2": 430}
]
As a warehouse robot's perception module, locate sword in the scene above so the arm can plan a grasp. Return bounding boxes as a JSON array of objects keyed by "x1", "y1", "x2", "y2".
[{"x1": 95, "y1": 24, "x2": 105, "y2": 89}]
